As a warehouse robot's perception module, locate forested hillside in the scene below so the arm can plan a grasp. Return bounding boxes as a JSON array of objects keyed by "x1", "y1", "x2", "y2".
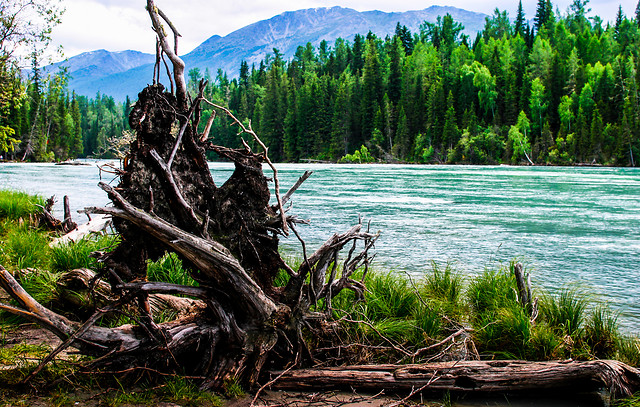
[
  {"x1": 2, "y1": 0, "x2": 640, "y2": 165},
  {"x1": 198, "y1": 1, "x2": 640, "y2": 165},
  {"x1": 2, "y1": 60, "x2": 130, "y2": 161}
]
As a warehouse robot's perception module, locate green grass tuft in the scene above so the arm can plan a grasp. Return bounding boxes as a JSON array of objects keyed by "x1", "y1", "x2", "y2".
[
  {"x1": 50, "y1": 234, "x2": 119, "y2": 272},
  {"x1": 0, "y1": 224, "x2": 51, "y2": 270},
  {"x1": 147, "y1": 252, "x2": 198, "y2": 286},
  {"x1": 584, "y1": 306, "x2": 619, "y2": 358},
  {"x1": 0, "y1": 190, "x2": 44, "y2": 220},
  {"x1": 540, "y1": 289, "x2": 588, "y2": 336}
]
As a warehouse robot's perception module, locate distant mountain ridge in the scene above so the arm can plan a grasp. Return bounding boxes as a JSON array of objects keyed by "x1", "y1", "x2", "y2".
[{"x1": 48, "y1": 5, "x2": 487, "y2": 101}]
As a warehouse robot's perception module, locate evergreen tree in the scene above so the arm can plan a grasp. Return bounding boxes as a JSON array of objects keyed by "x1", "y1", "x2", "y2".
[
  {"x1": 360, "y1": 38, "x2": 383, "y2": 143},
  {"x1": 515, "y1": 0, "x2": 526, "y2": 37}
]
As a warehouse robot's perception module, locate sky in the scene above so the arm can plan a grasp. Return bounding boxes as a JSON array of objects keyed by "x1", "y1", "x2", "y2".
[{"x1": 51, "y1": 0, "x2": 637, "y2": 60}]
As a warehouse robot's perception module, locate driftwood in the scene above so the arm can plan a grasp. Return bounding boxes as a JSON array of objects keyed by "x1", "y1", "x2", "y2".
[
  {"x1": 50, "y1": 214, "x2": 112, "y2": 247},
  {"x1": 55, "y1": 268, "x2": 201, "y2": 318},
  {"x1": 37, "y1": 195, "x2": 77, "y2": 234},
  {"x1": 271, "y1": 360, "x2": 640, "y2": 398},
  {"x1": 0, "y1": 0, "x2": 378, "y2": 389}
]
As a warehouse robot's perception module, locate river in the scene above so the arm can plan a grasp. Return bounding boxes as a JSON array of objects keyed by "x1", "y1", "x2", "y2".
[{"x1": 1, "y1": 161, "x2": 639, "y2": 331}]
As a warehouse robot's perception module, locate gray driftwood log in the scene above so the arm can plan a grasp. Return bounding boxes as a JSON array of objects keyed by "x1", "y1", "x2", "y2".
[{"x1": 270, "y1": 360, "x2": 640, "y2": 397}]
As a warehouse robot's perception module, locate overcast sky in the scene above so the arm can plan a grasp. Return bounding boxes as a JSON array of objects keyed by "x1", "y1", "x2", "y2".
[{"x1": 51, "y1": 0, "x2": 637, "y2": 59}]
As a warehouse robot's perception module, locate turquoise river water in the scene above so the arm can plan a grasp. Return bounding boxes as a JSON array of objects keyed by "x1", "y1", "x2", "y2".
[{"x1": 1, "y1": 161, "x2": 639, "y2": 332}]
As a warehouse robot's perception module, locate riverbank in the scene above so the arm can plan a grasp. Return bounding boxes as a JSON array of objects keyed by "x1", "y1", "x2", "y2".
[{"x1": 1, "y1": 190, "x2": 640, "y2": 405}]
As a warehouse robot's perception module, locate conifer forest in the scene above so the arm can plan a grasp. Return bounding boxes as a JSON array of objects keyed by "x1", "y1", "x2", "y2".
[{"x1": 2, "y1": 0, "x2": 640, "y2": 166}]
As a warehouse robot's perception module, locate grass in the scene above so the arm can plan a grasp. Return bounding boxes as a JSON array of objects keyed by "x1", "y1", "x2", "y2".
[
  {"x1": 0, "y1": 190, "x2": 44, "y2": 221},
  {"x1": 50, "y1": 234, "x2": 119, "y2": 272},
  {"x1": 0, "y1": 223, "x2": 52, "y2": 270},
  {"x1": 540, "y1": 289, "x2": 588, "y2": 336},
  {"x1": 2, "y1": 190, "x2": 640, "y2": 403},
  {"x1": 328, "y1": 260, "x2": 640, "y2": 366},
  {"x1": 147, "y1": 251, "x2": 198, "y2": 286}
]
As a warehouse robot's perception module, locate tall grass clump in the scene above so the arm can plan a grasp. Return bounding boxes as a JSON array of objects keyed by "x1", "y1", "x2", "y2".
[
  {"x1": 540, "y1": 289, "x2": 588, "y2": 336},
  {"x1": 147, "y1": 252, "x2": 198, "y2": 286},
  {"x1": 617, "y1": 336, "x2": 640, "y2": 367},
  {"x1": 50, "y1": 234, "x2": 119, "y2": 272},
  {"x1": 422, "y1": 261, "x2": 465, "y2": 319},
  {"x1": 360, "y1": 271, "x2": 417, "y2": 321},
  {"x1": 0, "y1": 190, "x2": 44, "y2": 220},
  {"x1": 583, "y1": 306, "x2": 619, "y2": 358},
  {"x1": 467, "y1": 266, "x2": 518, "y2": 316},
  {"x1": 13, "y1": 268, "x2": 61, "y2": 305},
  {"x1": 468, "y1": 265, "x2": 536, "y2": 358},
  {"x1": 0, "y1": 224, "x2": 51, "y2": 270}
]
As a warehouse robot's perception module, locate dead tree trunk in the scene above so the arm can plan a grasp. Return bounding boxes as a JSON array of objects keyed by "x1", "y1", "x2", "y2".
[{"x1": 0, "y1": 0, "x2": 377, "y2": 390}]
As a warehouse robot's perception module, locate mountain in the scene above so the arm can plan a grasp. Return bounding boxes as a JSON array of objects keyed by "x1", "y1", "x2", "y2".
[
  {"x1": 43, "y1": 50, "x2": 155, "y2": 97},
  {"x1": 53, "y1": 6, "x2": 487, "y2": 101}
]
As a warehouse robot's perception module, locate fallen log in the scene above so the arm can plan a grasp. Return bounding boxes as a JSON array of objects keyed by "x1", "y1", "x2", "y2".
[
  {"x1": 270, "y1": 360, "x2": 640, "y2": 397},
  {"x1": 50, "y1": 214, "x2": 112, "y2": 247},
  {"x1": 55, "y1": 268, "x2": 202, "y2": 318}
]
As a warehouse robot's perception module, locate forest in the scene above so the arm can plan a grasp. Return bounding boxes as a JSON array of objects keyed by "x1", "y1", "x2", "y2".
[{"x1": 1, "y1": 0, "x2": 640, "y2": 166}]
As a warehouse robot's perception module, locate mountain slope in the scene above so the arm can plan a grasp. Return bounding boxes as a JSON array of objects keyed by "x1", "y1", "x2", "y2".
[{"x1": 56, "y1": 6, "x2": 487, "y2": 101}]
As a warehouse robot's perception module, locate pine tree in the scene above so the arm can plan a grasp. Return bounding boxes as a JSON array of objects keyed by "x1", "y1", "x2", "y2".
[
  {"x1": 636, "y1": 0, "x2": 640, "y2": 26},
  {"x1": 388, "y1": 37, "x2": 403, "y2": 104},
  {"x1": 442, "y1": 91, "x2": 459, "y2": 149},
  {"x1": 515, "y1": 0, "x2": 526, "y2": 37},
  {"x1": 534, "y1": 0, "x2": 548, "y2": 32},
  {"x1": 360, "y1": 39, "x2": 383, "y2": 142},
  {"x1": 615, "y1": 5, "x2": 624, "y2": 39}
]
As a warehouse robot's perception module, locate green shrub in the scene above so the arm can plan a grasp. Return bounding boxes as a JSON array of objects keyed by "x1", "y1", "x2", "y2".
[{"x1": 339, "y1": 145, "x2": 375, "y2": 163}]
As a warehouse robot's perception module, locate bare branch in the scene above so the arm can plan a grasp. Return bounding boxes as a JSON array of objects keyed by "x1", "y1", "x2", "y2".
[{"x1": 146, "y1": 0, "x2": 186, "y2": 107}]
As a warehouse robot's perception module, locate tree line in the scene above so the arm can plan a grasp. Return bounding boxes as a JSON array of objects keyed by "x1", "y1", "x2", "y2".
[
  {"x1": 2, "y1": 59, "x2": 130, "y2": 161},
  {"x1": 194, "y1": 0, "x2": 640, "y2": 165},
  {"x1": 1, "y1": 0, "x2": 639, "y2": 165}
]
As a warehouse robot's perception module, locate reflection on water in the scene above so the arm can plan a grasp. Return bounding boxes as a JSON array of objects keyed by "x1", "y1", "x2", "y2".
[{"x1": 2, "y1": 161, "x2": 639, "y2": 332}]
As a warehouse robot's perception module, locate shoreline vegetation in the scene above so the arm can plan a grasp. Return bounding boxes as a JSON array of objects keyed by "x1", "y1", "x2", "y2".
[{"x1": 2, "y1": 189, "x2": 640, "y2": 405}]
